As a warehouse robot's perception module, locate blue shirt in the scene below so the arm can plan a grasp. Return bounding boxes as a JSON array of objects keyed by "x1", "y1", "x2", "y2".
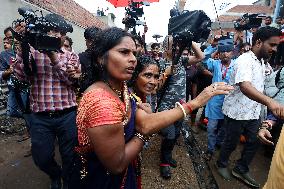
[
  {"x1": 203, "y1": 47, "x2": 235, "y2": 119},
  {"x1": 204, "y1": 45, "x2": 217, "y2": 59},
  {"x1": 0, "y1": 50, "x2": 15, "y2": 81}
]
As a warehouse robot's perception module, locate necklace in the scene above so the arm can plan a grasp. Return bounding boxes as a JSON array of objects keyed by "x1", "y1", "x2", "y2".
[
  {"x1": 122, "y1": 82, "x2": 130, "y2": 126},
  {"x1": 105, "y1": 81, "x2": 130, "y2": 126},
  {"x1": 105, "y1": 81, "x2": 123, "y2": 98}
]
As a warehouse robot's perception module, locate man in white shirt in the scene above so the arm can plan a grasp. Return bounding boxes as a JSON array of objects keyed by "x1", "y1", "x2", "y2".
[{"x1": 216, "y1": 26, "x2": 284, "y2": 188}]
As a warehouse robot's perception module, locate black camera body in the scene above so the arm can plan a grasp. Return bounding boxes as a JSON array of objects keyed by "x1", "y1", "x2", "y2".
[
  {"x1": 13, "y1": 7, "x2": 62, "y2": 52},
  {"x1": 122, "y1": 2, "x2": 145, "y2": 29},
  {"x1": 167, "y1": 10, "x2": 211, "y2": 66},
  {"x1": 168, "y1": 10, "x2": 211, "y2": 45},
  {"x1": 234, "y1": 13, "x2": 262, "y2": 31},
  {"x1": 27, "y1": 32, "x2": 61, "y2": 52}
]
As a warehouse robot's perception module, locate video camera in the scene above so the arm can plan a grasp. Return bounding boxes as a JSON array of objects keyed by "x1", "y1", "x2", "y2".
[
  {"x1": 234, "y1": 13, "x2": 262, "y2": 31},
  {"x1": 168, "y1": 10, "x2": 211, "y2": 64},
  {"x1": 12, "y1": 7, "x2": 73, "y2": 52},
  {"x1": 168, "y1": 10, "x2": 211, "y2": 45},
  {"x1": 122, "y1": 1, "x2": 146, "y2": 29}
]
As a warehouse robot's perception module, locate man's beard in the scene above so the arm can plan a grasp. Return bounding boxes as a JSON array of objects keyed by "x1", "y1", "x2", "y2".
[{"x1": 260, "y1": 48, "x2": 271, "y2": 60}]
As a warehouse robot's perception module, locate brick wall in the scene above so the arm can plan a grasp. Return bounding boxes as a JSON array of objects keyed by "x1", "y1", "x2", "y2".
[
  {"x1": 270, "y1": 0, "x2": 276, "y2": 8},
  {"x1": 24, "y1": 0, "x2": 107, "y2": 29}
]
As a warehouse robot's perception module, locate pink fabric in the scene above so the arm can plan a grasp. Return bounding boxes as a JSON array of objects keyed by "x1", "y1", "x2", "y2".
[{"x1": 76, "y1": 88, "x2": 125, "y2": 148}]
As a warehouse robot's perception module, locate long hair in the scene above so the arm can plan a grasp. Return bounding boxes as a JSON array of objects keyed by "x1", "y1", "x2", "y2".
[
  {"x1": 128, "y1": 55, "x2": 160, "y2": 88},
  {"x1": 83, "y1": 27, "x2": 135, "y2": 87}
]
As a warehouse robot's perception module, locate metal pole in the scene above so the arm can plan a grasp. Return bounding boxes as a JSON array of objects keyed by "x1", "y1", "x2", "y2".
[{"x1": 273, "y1": 0, "x2": 281, "y2": 23}]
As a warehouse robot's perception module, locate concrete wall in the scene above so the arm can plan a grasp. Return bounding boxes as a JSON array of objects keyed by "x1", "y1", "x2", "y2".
[
  {"x1": 97, "y1": 13, "x2": 116, "y2": 27},
  {"x1": 0, "y1": 0, "x2": 86, "y2": 53}
]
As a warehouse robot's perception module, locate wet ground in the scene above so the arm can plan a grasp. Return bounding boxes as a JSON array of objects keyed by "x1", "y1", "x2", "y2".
[
  {"x1": 0, "y1": 116, "x2": 272, "y2": 189},
  {"x1": 193, "y1": 125, "x2": 271, "y2": 189}
]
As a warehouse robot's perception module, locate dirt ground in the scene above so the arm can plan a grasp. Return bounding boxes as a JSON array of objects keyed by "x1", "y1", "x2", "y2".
[
  {"x1": 0, "y1": 116, "x2": 273, "y2": 189},
  {"x1": 193, "y1": 125, "x2": 271, "y2": 189},
  {"x1": 141, "y1": 136, "x2": 200, "y2": 189}
]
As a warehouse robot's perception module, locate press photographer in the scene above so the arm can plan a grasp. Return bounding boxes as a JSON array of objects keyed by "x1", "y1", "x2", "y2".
[
  {"x1": 157, "y1": 9, "x2": 210, "y2": 179},
  {"x1": 232, "y1": 14, "x2": 263, "y2": 49},
  {"x1": 234, "y1": 13, "x2": 262, "y2": 31},
  {"x1": 13, "y1": 9, "x2": 79, "y2": 189},
  {"x1": 122, "y1": 1, "x2": 146, "y2": 34}
]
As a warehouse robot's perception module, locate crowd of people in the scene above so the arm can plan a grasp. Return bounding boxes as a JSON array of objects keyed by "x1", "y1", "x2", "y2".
[{"x1": 0, "y1": 9, "x2": 284, "y2": 189}]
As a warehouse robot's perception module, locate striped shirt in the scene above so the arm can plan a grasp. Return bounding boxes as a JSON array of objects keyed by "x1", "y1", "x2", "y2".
[{"x1": 14, "y1": 48, "x2": 79, "y2": 112}]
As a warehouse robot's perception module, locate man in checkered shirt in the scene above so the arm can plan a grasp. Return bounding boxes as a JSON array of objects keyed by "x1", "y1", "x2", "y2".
[{"x1": 13, "y1": 13, "x2": 80, "y2": 189}]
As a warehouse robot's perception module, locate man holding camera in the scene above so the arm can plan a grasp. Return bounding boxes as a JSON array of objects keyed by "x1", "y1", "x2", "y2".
[
  {"x1": 158, "y1": 36, "x2": 204, "y2": 179},
  {"x1": 13, "y1": 13, "x2": 79, "y2": 189}
]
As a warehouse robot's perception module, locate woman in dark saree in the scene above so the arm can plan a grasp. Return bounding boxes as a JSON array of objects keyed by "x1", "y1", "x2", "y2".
[{"x1": 69, "y1": 27, "x2": 233, "y2": 189}]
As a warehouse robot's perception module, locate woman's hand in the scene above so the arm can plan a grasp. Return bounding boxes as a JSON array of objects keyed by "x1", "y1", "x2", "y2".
[
  {"x1": 164, "y1": 66, "x2": 172, "y2": 76},
  {"x1": 137, "y1": 103, "x2": 152, "y2": 114},
  {"x1": 258, "y1": 128, "x2": 274, "y2": 146},
  {"x1": 189, "y1": 82, "x2": 234, "y2": 110}
]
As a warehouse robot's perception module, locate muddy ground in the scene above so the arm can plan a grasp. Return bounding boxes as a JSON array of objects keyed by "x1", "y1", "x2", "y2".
[{"x1": 0, "y1": 116, "x2": 272, "y2": 189}]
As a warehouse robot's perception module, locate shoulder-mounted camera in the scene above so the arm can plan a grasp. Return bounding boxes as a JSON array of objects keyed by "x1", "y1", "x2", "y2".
[{"x1": 12, "y1": 7, "x2": 73, "y2": 52}]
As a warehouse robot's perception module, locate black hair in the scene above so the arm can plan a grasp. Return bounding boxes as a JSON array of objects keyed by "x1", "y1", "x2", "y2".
[
  {"x1": 84, "y1": 26, "x2": 101, "y2": 40},
  {"x1": 252, "y1": 26, "x2": 281, "y2": 46},
  {"x1": 133, "y1": 34, "x2": 146, "y2": 54},
  {"x1": 200, "y1": 44, "x2": 208, "y2": 52},
  {"x1": 265, "y1": 16, "x2": 272, "y2": 20},
  {"x1": 133, "y1": 35, "x2": 144, "y2": 46},
  {"x1": 240, "y1": 42, "x2": 251, "y2": 48},
  {"x1": 151, "y1": 43, "x2": 160, "y2": 49},
  {"x1": 64, "y1": 36, "x2": 73, "y2": 47},
  {"x1": 4, "y1": 27, "x2": 12, "y2": 35},
  {"x1": 84, "y1": 27, "x2": 134, "y2": 87},
  {"x1": 3, "y1": 37, "x2": 10, "y2": 41},
  {"x1": 128, "y1": 54, "x2": 160, "y2": 87}
]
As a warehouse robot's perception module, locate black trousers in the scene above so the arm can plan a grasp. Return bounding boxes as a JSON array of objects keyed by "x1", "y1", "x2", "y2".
[
  {"x1": 217, "y1": 116, "x2": 260, "y2": 173},
  {"x1": 160, "y1": 120, "x2": 183, "y2": 163},
  {"x1": 29, "y1": 110, "x2": 77, "y2": 182}
]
